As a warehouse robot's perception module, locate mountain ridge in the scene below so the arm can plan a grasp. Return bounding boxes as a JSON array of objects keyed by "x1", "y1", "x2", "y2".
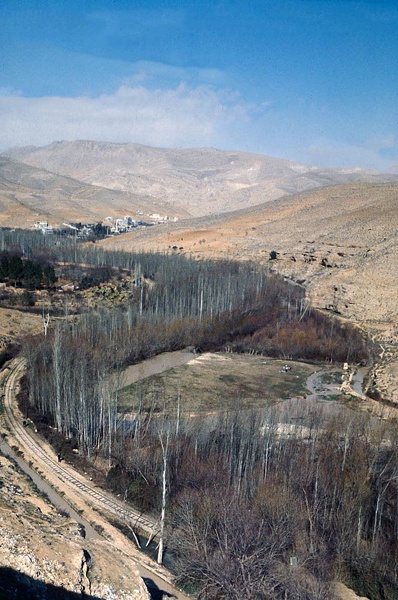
[{"x1": 3, "y1": 140, "x2": 397, "y2": 219}]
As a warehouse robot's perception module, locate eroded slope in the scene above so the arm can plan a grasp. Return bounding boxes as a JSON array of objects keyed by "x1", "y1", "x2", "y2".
[{"x1": 4, "y1": 141, "x2": 397, "y2": 217}]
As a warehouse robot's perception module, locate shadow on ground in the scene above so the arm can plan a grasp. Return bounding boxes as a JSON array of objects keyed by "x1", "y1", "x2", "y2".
[
  {"x1": 0, "y1": 567, "x2": 178, "y2": 599},
  {"x1": 144, "y1": 577, "x2": 177, "y2": 599},
  {"x1": 0, "y1": 566, "x2": 102, "y2": 599}
]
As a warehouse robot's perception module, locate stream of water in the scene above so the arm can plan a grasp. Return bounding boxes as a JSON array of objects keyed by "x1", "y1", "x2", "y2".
[
  {"x1": 117, "y1": 348, "x2": 194, "y2": 389},
  {"x1": 0, "y1": 437, "x2": 99, "y2": 540}
]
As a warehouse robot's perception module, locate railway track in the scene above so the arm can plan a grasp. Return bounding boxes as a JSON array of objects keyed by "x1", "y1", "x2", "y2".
[
  {"x1": 1, "y1": 356, "x2": 191, "y2": 599},
  {"x1": 2, "y1": 357, "x2": 158, "y2": 537}
]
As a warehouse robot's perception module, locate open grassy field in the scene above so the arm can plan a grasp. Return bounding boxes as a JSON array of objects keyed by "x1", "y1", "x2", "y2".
[{"x1": 118, "y1": 352, "x2": 324, "y2": 416}]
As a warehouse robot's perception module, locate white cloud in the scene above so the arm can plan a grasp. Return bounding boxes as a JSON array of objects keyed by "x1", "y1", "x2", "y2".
[
  {"x1": 0, "y1": 86, "x2": 23, "y2": 97},
  {"x1": 0, "y1": 84, "x2": 253, "y2": 151},
  {"x1": 2, "y1": 82, "x2": 392, "y2": 172},
  {"x1": 123, "y1": 61, "x2": 228, "y2": 87},
  {"x1": 304, "y1": 136, "x2": 398, "y2": 172}
]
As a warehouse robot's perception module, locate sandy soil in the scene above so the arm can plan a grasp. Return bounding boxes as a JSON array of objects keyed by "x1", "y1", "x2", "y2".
[
  {"x1": 334, "y1": 582, "x2": 368, "y2": 599},
  {"x1": 119, "y1": 352, "x2": 322, "y2": 416}
]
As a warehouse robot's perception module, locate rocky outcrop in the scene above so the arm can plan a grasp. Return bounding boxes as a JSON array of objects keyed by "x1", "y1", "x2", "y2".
[{"x1": 0, "y1": 454, "x2": 150, "y2": 599}]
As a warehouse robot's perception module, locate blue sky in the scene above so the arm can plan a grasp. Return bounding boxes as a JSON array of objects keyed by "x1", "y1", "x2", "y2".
[{"x1": 0, "y1": 0, "x2": 397, "y2": 170}]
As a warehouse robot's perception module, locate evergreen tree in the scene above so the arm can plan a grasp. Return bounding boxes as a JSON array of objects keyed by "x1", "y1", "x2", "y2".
[
  {"x1": 22, "y1": 260, "x2": 42, "y2": 289},
  {"x1": 8, "y1": 255, "x2": 23, "y2": 284},
  {"x1": 43, "y1": 264, "x2": 57, "y2": 288},
  {"x1": 0, "y1": 254, "x2": 9, "y2": 279}
]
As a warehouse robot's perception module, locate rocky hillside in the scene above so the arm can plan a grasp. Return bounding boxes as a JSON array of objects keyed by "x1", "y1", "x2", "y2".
[
  {"x1": 100, "y1": 181, "x2": 397, "y2": 324},
  {"x1": 0, "y1": 156, "x2": 185, "y2": 228},
  {"x1": 3, "y1": 141, "x2": 398, "y2": 218},
  {"x1": 0, "y1": 449, "x2": 149, "y2": 599}
]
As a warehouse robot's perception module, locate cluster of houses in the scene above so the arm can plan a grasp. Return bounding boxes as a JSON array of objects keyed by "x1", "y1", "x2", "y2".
[
  {"x1": 105, "y1": 213, "x2": 177, "y2": 232},
  {"x1": 104, "y1": 215, "x2": 141, "y2": 233},
  {"x1": 34, "y1": 221, "x2": 54, "y2": 235},
  {"x1": 34, "y1": 212, "x2": 177, "y2": 237}
]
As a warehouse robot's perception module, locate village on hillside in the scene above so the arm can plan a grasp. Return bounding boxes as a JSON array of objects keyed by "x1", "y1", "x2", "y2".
[{"x1": 34, "y1": 212, "x2": 178, "y2": 237}]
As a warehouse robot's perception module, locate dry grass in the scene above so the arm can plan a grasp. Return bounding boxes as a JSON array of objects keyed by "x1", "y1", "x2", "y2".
[{"x1": 0, "y1": 307, "x2": 43, "y2": 352}]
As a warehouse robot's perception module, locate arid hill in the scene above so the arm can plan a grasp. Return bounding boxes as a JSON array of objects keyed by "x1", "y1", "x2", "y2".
[
  {"x1": 3, "y1": 140, "x2": 398, "y2": 218},
  {"x1": 0, "y1": 156, "x2": 185, "y2": 228},
  {"x1": 0, "y1": 444, "x2": 149, "y2": 599},
  {"x1": 101, "y1": 181, "x2": 398, "y2": 404},
  {"x1": 1, "y1": 143, "x2": 397, "y2": 402},
  {"x1": 99, "y1": 181, "x2": 397, "y2": 323}
]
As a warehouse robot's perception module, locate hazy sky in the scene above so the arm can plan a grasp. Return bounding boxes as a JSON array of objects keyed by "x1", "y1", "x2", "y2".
[{"x1": 1, "y1": 0, "x2": 397, "y2": 170}]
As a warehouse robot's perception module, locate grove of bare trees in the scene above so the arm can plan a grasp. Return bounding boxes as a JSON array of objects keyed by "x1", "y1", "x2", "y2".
[{"x1": 4, "y1": 228, "x2": 393, "y2": 598}]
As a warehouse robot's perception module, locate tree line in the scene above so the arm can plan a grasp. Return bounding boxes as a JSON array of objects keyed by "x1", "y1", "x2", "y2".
[
  {"x1": 0, "y1": 252, "x2": 57, "y2": 289},
  {"x1": 22, "y1": 253, "x2": 369, "y2": 460}
]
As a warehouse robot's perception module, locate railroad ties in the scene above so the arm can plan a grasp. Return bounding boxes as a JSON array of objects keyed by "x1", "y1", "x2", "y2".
[{"x1": 3, "y1": 358, "x2": 157, "y2": 537}]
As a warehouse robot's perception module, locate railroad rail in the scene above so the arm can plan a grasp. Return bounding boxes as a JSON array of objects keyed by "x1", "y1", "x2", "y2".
[{"x1": 2, "y1": 357, "x2": 158, "y2": 537}]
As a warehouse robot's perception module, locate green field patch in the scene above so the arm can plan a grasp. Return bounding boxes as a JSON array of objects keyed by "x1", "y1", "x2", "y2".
[{"x1": 118, "y1": 353, "x2": 320, "y2": 416}]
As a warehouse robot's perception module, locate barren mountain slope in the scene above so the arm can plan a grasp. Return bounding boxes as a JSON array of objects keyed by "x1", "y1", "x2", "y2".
[
  {"x1": 101, "y1": 182, "x2": 398, "y2": 402},
  {"x1": 4, "y1": 140, "x2": 397, "y2": 217},
  {"x1": 0, "y1": 157, "x2": 186, "y2": 227}
]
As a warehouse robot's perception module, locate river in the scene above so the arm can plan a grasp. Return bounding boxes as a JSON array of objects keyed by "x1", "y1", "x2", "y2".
[{"x1": 116, "y1": 348, "x2": 195, "y2": 389}]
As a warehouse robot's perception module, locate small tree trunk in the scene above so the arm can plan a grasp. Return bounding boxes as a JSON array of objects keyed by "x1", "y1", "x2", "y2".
[{"x1": 157, "y1": 429, "x2": 170, "y2": 564}]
